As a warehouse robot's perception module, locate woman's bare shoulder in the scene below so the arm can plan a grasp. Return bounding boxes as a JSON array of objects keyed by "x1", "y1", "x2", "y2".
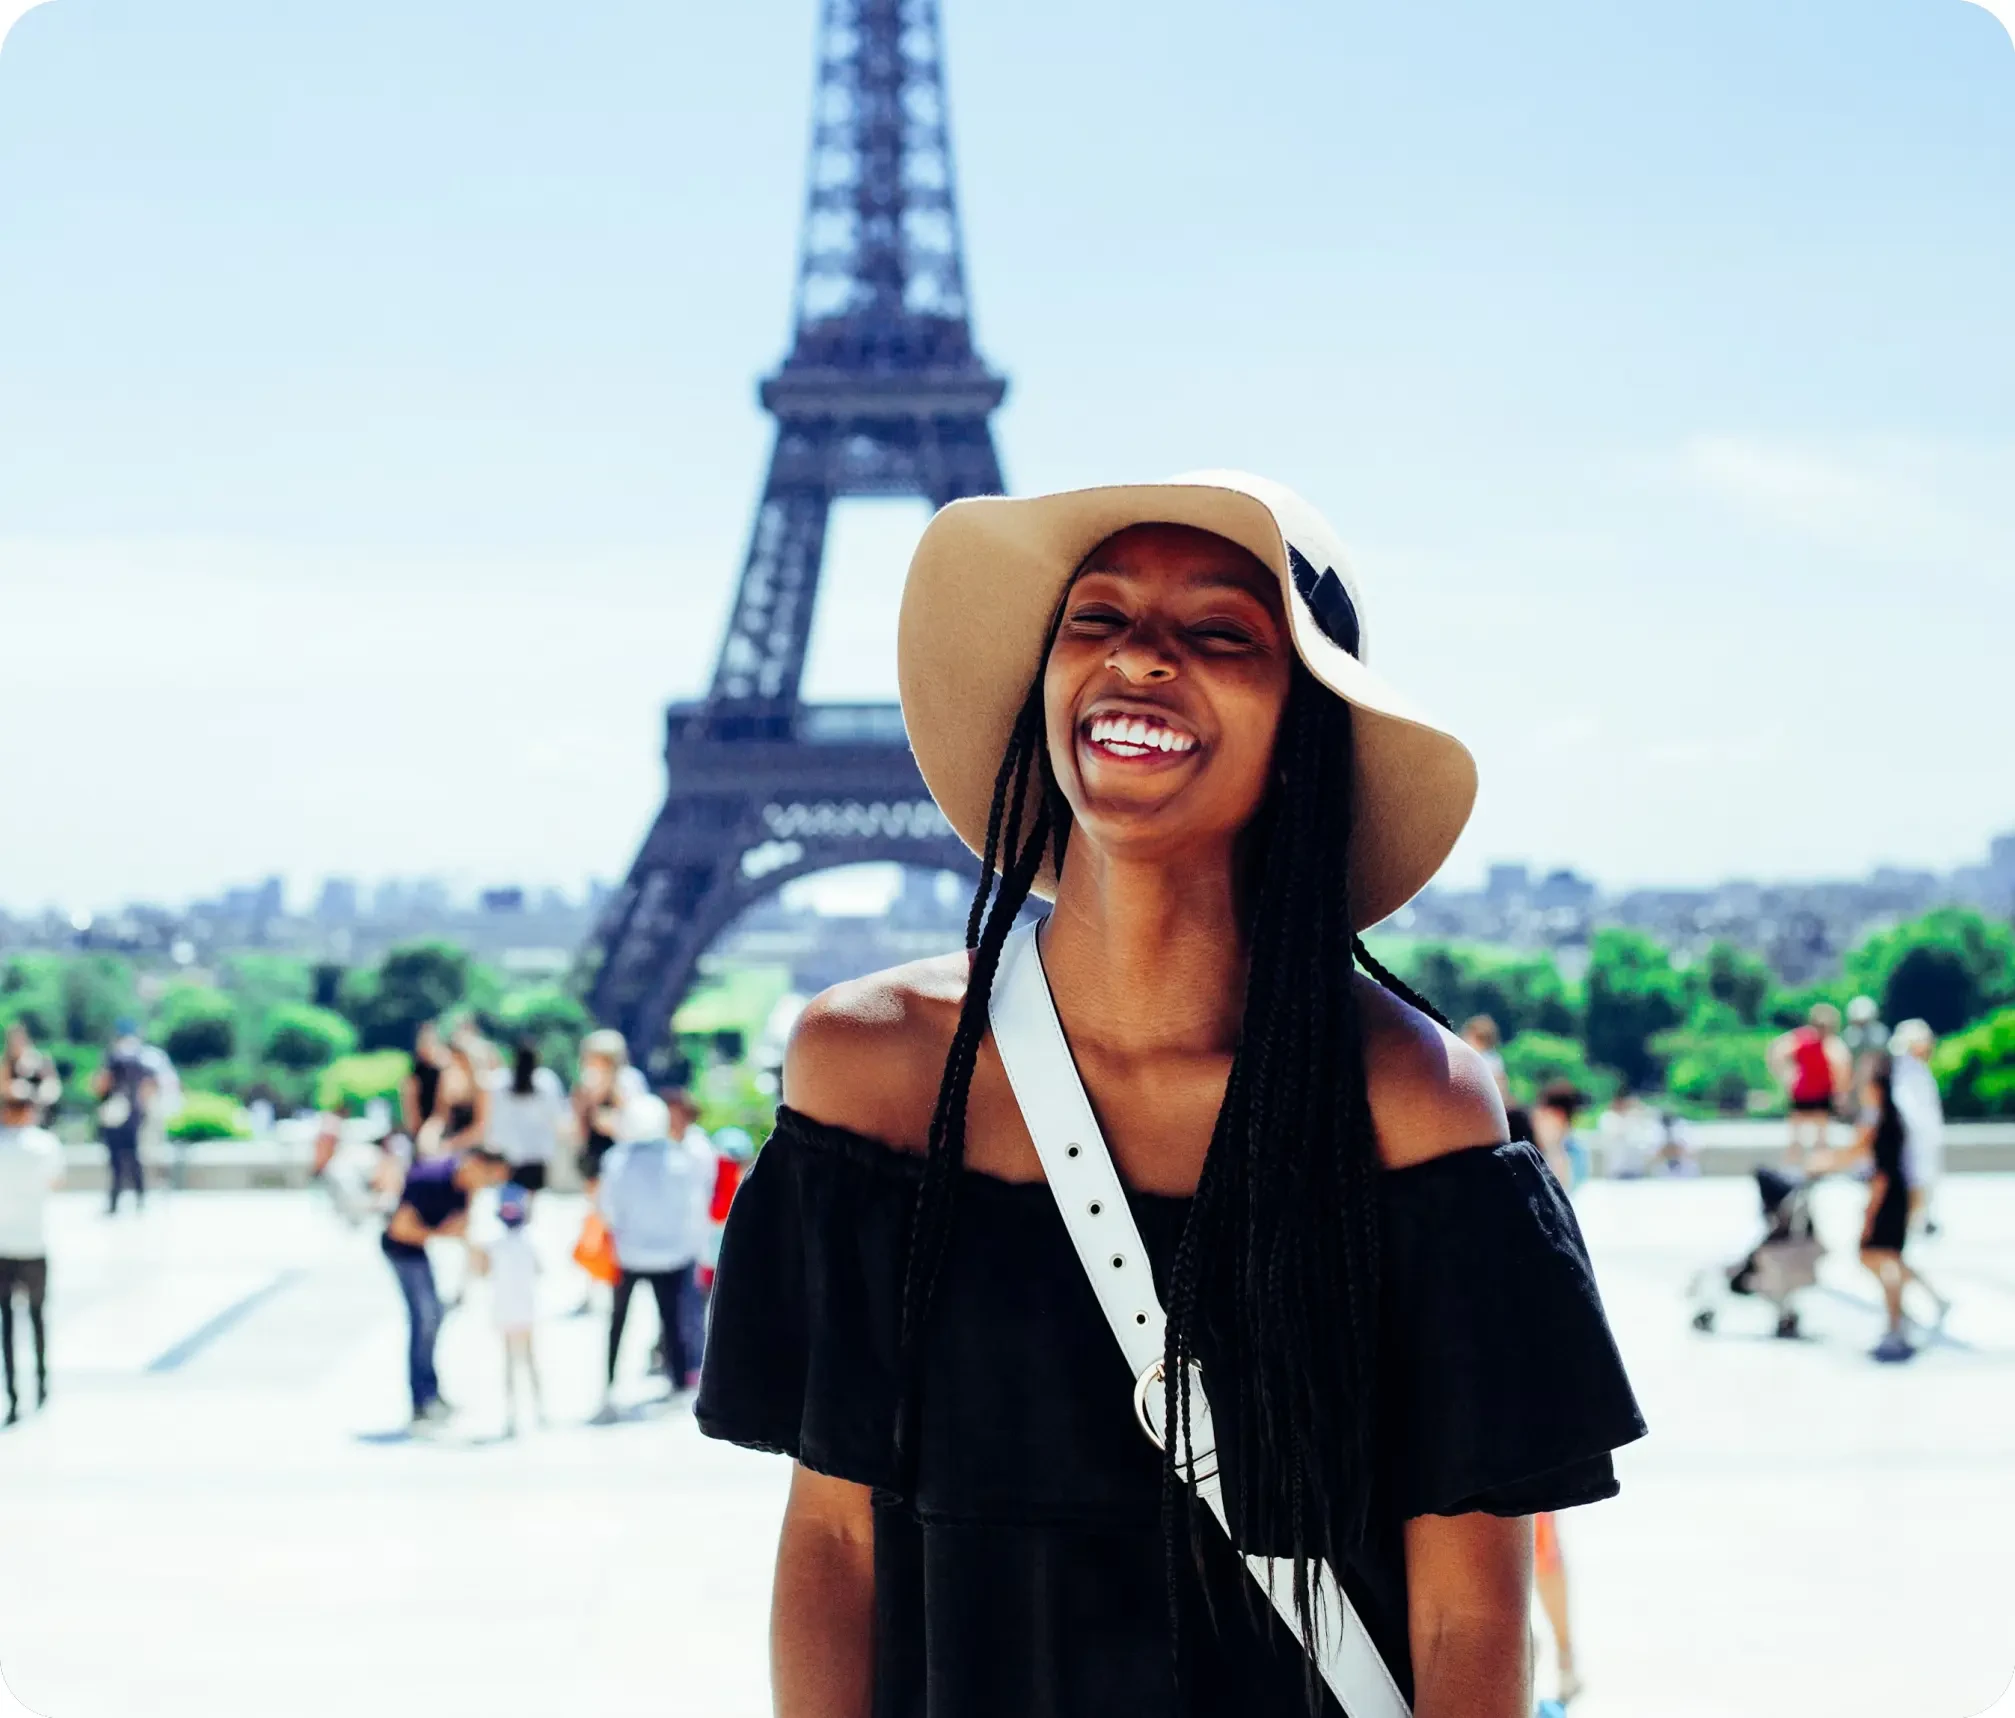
[
  {"x1": 782, "y1": 952, "x2": 970, "y2": 1156},
  {"x1": 1352, "y1": 972, "x2": 1509, "y2": 1171}
]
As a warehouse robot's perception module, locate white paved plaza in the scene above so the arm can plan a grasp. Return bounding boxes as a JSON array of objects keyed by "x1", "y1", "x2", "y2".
[{"x1": 1, "y1": 1175, "x2": 2012, "y2": 1718}]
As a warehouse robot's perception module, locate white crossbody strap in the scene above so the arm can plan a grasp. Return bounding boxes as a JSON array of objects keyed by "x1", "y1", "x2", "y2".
[{"x1": 989, "y1": 922, "x2": 1410, "y2": 1718}]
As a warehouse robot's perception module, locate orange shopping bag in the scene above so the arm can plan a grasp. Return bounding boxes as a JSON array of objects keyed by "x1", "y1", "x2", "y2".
[{"x1": 572, "y1": 1212, "x2": 621, "y2": 1286}]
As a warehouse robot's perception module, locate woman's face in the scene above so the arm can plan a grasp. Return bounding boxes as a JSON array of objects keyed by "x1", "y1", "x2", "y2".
[{"x1": 1042, "y1": 524, "x2": 1291, "y2": 866}]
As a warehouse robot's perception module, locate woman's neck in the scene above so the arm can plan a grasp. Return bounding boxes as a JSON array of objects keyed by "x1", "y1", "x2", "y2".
[{"x1": 1036, "y1": 840, "x2": 1248, "y2": 1056}]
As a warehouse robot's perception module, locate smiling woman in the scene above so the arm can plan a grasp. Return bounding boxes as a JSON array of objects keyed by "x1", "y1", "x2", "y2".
[{"x1": 696, "y1": 472, "x2": 1645, "y2": 1718}]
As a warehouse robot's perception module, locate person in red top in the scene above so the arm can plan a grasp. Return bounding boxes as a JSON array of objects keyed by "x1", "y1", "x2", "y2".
[{"x1": 1769, "y1": 1003, "x2": 1851, "y2": 1169}]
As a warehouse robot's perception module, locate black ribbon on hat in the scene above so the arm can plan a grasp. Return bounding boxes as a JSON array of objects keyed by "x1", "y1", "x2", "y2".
[{"x1": 1287, "y1": 545, "x2": 1361, "y2": 658}]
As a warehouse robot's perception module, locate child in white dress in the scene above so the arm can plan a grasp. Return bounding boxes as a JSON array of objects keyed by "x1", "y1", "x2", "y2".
[{"x1": 485, "y1": 1184, "x2": 542, "y2": 1435}]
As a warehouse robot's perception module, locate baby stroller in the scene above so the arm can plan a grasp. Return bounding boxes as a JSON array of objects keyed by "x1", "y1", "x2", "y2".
[{"x1": 1688, "y1": 1167, "x2": 1823, "y2": 1339}]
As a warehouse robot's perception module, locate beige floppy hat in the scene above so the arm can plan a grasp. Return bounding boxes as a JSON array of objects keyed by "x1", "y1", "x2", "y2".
[{"x1": 897, "y1": 470, "x2": 1478, "y2": 930}]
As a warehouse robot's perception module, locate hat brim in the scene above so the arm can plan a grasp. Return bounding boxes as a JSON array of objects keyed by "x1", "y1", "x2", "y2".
[{"x1": 898, "y1": 481, "x2": 1477, "y2": 930}]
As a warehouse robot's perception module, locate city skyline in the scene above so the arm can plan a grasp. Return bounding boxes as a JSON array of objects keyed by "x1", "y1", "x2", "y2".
[
  {"x1": 9, "y1": 821, "x2": 2011, "y2": 929},
  {"x1": 1, "y1": 0, "x2": 2011, "y2": 906}
]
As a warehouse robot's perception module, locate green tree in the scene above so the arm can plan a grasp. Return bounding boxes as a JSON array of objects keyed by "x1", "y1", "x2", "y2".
[
  {"x1": 1403, "y1": 944, "x2": 1578, "y2": 1039},
  {"x1": 1652, "y1": 1003, "x2": 1775, "y2": 1114},
  {"x1": 310, "y1": 963, "x2": 347, "y2": 1010},
  {"x1": 1933, "y1": 1006, "x2": 2015, "y2": 1118},
  {"x1": 316, "y1": 1050, "x2": 412, "y2": 1113},
  {"x1": 487, "y1": 986, "x2": 592, "y2": 1072},
  {"x1": 340, "y1": 941, "x2": 471, "y2": 1052},
  {"x1": 261, "y1": 1003, "x2": 358, "y2": 1072},
  {"x1": 0, "y1": 954, "x2": 65, "y2": 1043},
  {"x1": 166, "y1": 1091, "x2": 252, "y2": 1142},
  {"x1": 1693, "y1": 940, "x2": 1774, "y2": 1026},
  {"x1": 1500, "y1": 1031, "x2": 1617, "y2": 1105},
  {"x1": 60, "y1": 955, "x2": 137, "y2": 1045},
  {"x1": 1583, "y1": 929, "x2": 1687, "y2": 1091},
  {"x1": 155, "y1": 985, "x2": 237, "y2": 1066},
  {"x1": 1844, "y1": 909, "x2": 2015, "y2": 1036}
]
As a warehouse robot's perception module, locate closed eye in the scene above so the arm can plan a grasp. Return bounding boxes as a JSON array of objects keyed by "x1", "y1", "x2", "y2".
[
  {"x1": 1187, "y1": 622, "x2": 1261, "y2": 648},
  {"x1": 1065, "y1": 604, "x2": 1128, "y2": 633}
]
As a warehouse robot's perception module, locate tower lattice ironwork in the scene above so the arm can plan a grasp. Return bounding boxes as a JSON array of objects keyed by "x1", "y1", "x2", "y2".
[{"x1": 586, "y1": 0, "x2": 1005, "y2": 1059}]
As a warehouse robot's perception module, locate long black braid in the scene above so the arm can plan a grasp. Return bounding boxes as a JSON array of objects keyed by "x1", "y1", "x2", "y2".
[
  {"x1": 898, "y1": 651, "x2": 1442, "y2": 1714},
  {"x1": 894, "y1": 634, "x2": 1071, "y2": 1486}
]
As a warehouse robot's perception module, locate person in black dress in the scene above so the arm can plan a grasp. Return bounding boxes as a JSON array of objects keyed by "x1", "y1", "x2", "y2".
[
  {"x1": 697, "y1": 475, "x2": 1645, "y2": 1717},
  {"x1": 1812, "y1": 1065, "x2": 1947, "y2": 1363}
]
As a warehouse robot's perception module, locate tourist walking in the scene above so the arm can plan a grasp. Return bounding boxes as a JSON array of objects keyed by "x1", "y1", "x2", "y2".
[
  {"x1": 403, "y1": 1021, "x2": 448, "y2": 1143},
  {"x1": 93, "y1": 1020, "x2": 155, "y2": 1215},
  {"x1": 1460, "y1": 1013, "x2": 1513, "y2": 1106},
  {"x1": 138, "y1": 1036, "x2": 182, "y2": 1188},
  {"x1": 665, "y1": 1088, "x2": 717, "y2": 1386},
  {"x1": 481, "y1": 1182, "x2": 544, "y2": 1436},
  {"x1": 1812, "y1": 1067, "x2": 1948, "y2": 1361},
  {"x1": 1889, "y1": 1019, "x2": 1946, "y2": 1236},
  {"x1": 566, "y1": 1028, "x2": 634, "y2": 1318},
  {"x1": 381, "y1": 1145, "x2": 511, "y2": 1428},
  {"x1": 1769, "y1": 1003, "x2": 1851, "y2": 1168},
  {"x1": 594, "y1": 1094, "x2": 705, "y2": 1421},
  {"x1": 698, "y1": 474, "x2": 1644, "y2": 1717},
  {"x1": 427, "y1": 1031, "x2": 492, "y2": 1158},
  {"x1": 0, "y1": 1076, "x2": 63, "y2": 1426},
  {"x1": 487, "y1": 1042, "x2": 568, "y2": 1197},
  {"x1": 569, "y1": 1029, "x2": 631, "y2": 1190},
  {"x1": 2, "y1": 1024, "x2": 62, "y2": 1122},
  {"x1": 1530, "y1": 1081, "x2": 1591, "y2": 1191},
  {"x1": 1843, "y1": 996, "x2": 1889, "y2": 1090}
]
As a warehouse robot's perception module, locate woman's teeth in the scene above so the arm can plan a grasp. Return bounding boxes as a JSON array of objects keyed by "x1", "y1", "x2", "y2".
[{"x1": 1085, "y1": 714, "x2": 1198, "y2": 757}]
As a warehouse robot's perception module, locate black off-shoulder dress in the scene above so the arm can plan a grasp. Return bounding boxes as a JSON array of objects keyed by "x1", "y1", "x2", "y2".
[{"x1": 697, "y1": 1106, "x2": 1646, "y2": 1717}]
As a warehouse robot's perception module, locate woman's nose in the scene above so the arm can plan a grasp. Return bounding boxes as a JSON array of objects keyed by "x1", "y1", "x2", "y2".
[{"x1": 1106, "y1": 627, "x2": 1178, "y2": 683}]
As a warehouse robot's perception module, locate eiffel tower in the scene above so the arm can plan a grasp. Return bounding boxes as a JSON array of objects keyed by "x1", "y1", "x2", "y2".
[{"x1": 586, "y1": 0, "x2": 1005, "y2": 1062}]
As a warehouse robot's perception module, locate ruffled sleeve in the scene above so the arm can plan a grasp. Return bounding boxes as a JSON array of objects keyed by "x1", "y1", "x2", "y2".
[
  {"x1": 694, "y1": 1108, "x2": 913, "y2": 1489},
  {"x1": 1380, "y1": 1142, "x2": 1646, "y2": 1519}
]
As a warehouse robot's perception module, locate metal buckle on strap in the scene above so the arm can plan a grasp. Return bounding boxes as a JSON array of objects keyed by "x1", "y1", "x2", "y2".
[{"x1": 1132, "y1": 1357, "x2": 1220, "y2": 1485}]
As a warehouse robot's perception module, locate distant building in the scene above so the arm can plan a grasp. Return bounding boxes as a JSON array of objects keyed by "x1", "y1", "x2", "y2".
[
  {"x1": 479, "y1": 887, "x2": 526, "y2": 914},
  {"x1": 315, "y1": 878, "x2": 360, "y2": 924}
]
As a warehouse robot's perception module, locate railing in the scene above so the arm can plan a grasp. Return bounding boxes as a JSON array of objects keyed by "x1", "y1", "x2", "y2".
[{"x1": 796, "y1": 702, "x2": 912, "y2": 745}]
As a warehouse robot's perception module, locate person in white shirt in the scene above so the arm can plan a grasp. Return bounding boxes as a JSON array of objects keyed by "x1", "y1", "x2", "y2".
[
  {"x1": 0, "y1": 1077, "x2": 65, "y2": 1425},
  {"x1": 1596, "y1": 1090, "x2": 1659, "y2": 1179},
  {"x1": 593, "y1": 1094, "x2": 706, "y2": 1420},
  {"x1": 1888, "y1": 1019, "x2": 1946, "y2": 1237},
  {"x1": 486, "y1": 1042, "x2": 569, "y2": 1198},
  {"x1": 478, "y1": 1183, "x2": 543, "y2": 1437}
]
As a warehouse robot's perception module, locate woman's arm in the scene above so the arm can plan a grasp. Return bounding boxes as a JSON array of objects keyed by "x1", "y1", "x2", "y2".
[
  {"x1": 772, "y1": 1464, "x2": 875, "y2": 1718},
  {"x1": 1404, "y1": 1511, "x2": 1533, "y2": 1718},
  {"x1": 1861, "y1": 1172, "x2": 1890, "y2": 1244},
  {"x1": 1811, "y1": 1123, "x2": 1873, "y2": 1177}
]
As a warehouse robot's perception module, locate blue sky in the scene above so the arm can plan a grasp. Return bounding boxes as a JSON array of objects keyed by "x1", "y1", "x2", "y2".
[{"x1": 0, "y1": 0, "x2": 2011, "y2": 912}]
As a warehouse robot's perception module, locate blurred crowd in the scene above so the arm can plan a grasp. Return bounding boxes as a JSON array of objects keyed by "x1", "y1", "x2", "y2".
[{"x1": 0, "y1": 1012, "x2": 757, "y2": 1438}]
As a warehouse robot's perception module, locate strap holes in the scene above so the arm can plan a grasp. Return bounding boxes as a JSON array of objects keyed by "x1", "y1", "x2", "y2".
[
  {"x1": 1088, "y1": 1200, "x2": 1102, "y2": 1216},
  {"x1": 1111, "y1": 1253, "x2": 1125, "y2": 1269},
  {"x1": 1135, "y1": 1312, "x2": 1148, "y2": 1325},
  {"x1": 1066, "y1": 1144, "x2": 1081, "y2": 1158}
]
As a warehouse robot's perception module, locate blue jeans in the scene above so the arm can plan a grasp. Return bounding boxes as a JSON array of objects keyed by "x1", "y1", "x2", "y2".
[{"x1": 385, "y1": 1247, "x2": 442, "y2": 1415}]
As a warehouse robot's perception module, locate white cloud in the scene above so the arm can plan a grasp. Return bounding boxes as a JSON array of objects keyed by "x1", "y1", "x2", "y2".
[{"x1": 1667, "y1": 434, "x2": 2015, "y2": 566}]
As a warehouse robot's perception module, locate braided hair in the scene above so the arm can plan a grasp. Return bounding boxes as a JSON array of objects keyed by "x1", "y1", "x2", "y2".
[{"x1": 895, "y1": 644, "x2": 1448, "y2": 1714}]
